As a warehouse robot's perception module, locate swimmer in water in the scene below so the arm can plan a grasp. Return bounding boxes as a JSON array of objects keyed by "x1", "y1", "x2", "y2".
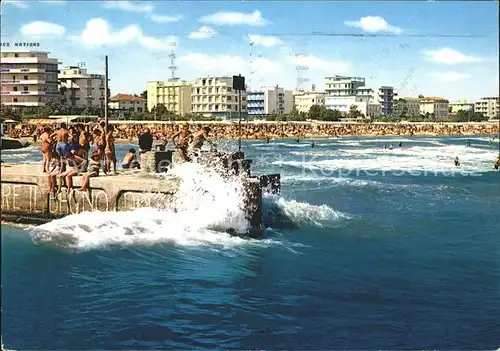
[
  {"x1": 494, "y1": 156, "x2": 500, "y2": 170},
  {"x1": 454, "y1": 157, "x2": 461, "y2": 167},
  {"x1": 399, "y1": 142, "x2": 403, "y2": 148},
  {"x1": 311, "y1": 142, "x2": 315, "y2": 148},
  {"x1": 389, "y1": 144, "x2": 394, "y2": 150}
]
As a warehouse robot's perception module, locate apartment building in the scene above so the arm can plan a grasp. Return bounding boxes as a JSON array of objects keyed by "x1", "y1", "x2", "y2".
[
  {"x1": 191, "y1": 76, "x2": 247, "y2": 119},
  {"x1": 323, "y1": 96, "x2": 381, "y2": 118},
  {"x1": 293, "y1": 92, "x2": 326, "y2": 114},
  {"x1": 395, "y1": 98, "x2": 421, "y2": 117},
  {"x1": 58, "y1": 66, "x2": 106, "y2": 111},
  {"x1": 0, "y1": 50, "x2": 60, "y2": 107},
  {"x1": 377, "y1": 86, "x2": 397, "y2": 115},
  {"x1": 147, "y1": 80, "x2": 192, "y2": 116},
  {"x1": 108, "y1": 94, "x2": 146, "y2": 116},
  {"x1": 324, "y1": 76, "x2": 396, "y2": 115},
  {"x1": 419, "y1": 97, "x2": 449, "y2": 118},
  {"x1": 449, "y1": 99, "x2": 474, "y2": 113},
  {"x1": 474, "y1": 97, "x2": 499, "y2": 119},
  {"x1": 247, "y1": 85, "x2": 293, "y2": 117}
]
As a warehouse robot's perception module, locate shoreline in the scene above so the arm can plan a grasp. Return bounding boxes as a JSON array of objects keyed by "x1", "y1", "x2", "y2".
[{"x1": 5, "y1": 121, "x2": 499, "y2": 143}]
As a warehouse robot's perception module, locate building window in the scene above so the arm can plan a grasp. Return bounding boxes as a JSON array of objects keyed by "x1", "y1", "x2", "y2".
[
  {"x1": 24, "y1": 75, "x2": 28, "y2": 80},
  {"x1": 14, "y1": 53, "x2": 19, "y2": 58}
]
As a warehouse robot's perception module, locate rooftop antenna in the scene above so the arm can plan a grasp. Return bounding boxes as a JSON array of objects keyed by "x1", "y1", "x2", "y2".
[{"x1": 295, "y1": 52, "x2": 309, "y2": 92}]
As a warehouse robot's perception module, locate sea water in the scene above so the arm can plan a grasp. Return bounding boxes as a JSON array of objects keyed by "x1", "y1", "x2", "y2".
[{"x1": 1, "y1": 135, "x2": 499, "y2": 349}]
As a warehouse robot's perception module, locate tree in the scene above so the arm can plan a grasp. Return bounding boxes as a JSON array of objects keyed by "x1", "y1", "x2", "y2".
[
  {"x1": 140, "y1": 90, "x2": 147, "y2": 100},
  {"x1": 348, "y1": 104, "x2": 362, "y2": 119},
  {"x1": 455, "y1": 110, "x2": 488, "y2": 122},
  {"x1": 0, "y1": 104, "x2": 21, "y2": 121},
  {"x1": 418, "y1": 94, "x2": 424, "y2": 99},
  {"x1": 308, "y1": 105, "x2": 322, "y2": 119},
  {"x1": 320, "y1": 108, "x2": 342, "y2": 121}
]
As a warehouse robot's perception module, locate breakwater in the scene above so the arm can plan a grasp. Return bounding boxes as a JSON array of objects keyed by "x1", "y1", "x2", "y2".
[{"x1": 5, "y1": 121, "x2": 499, "y2": 141}]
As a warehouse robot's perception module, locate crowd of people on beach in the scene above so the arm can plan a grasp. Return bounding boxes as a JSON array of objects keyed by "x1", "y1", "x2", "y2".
[{"x1": 4, "y1": 121, "x2": 498, "y2": 142}]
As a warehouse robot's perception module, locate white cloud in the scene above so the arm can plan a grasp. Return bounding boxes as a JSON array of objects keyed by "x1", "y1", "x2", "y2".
[
  {"x1": 200, "y1": 10, "x2": 269, "y2": 26},
  {"x1": 3, "y1": 0, "x2": 28, "y2": 8},
  {"x1": 179, "y1": 53, "x2": 280, "y2": 76},
  {"x1": 74, "y1": 18, "x2": 178, "y2": 50},
  {"x1": 188, "y1": 26, "x2": 217, "y2": 40},
  {"x1": 150, "y1": 14, "x2": 184, "y2": 23},
  {"x1": 101, "y1": 1, "x2": 153, "y2": 13},
  {"x1": 430, "y1": 71, "x2": 470, "y2": 83},
  {"x1": 423, "y1": 48, "x2": 483, "y2": 65},
  {"x1": 247, "y1": 34, "x2": 282, "y2": 47},
  {"x1": 344, "y1": 16, "x2": 402, "y2": 34},
  {"x1": 20, "y1": 21, "x2": 66, "y2": 37},
  {"x1": 291, "y1": 54, "x2": 352, "y2": 74}
]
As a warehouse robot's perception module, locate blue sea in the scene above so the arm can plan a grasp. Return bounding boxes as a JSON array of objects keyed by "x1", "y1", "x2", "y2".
[{"x1": 2, "y1": 135, "x2": 500, "y2": 350}]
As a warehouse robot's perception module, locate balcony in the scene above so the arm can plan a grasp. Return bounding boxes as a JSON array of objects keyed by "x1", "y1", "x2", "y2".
[
  {"x1": 1, "y1": 90, "x2": 60, "y2": 96},
  {"x1": 0, "y1": 79, "x2": 50, "y2": 85}
]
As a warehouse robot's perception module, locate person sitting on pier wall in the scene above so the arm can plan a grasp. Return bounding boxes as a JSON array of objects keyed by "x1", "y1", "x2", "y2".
[
  {"x1": 138, "y1": 128, "x2": 153, "y2": 154},
  {"x1": 40, "y1": 127, "x2": 54, "y2": 173},
  {"x1": 172, "y1": 124, "x2": 192, "y2": 162},
  {"x1": 189, "y1": 126, "x2": 216, "y2": 158},
  {"x1": 122, "y1": 149, "x2": 140, "y2": 169},
  {"x1": 105, "y1": 125, "x2": 118, "y2": 175},
  {"x1": 47, "y1": 151, "x2": 61, "y2": 196},
  {"x1": 56, "y1": 151, "x2": 86, "y2": 195},
  {"x1": 80, "y1": 151, "x2": 101, "y2": 192}
]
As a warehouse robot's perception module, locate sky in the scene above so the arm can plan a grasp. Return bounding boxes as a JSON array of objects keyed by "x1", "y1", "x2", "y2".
[{"x1": 1, "y1": 0, "x2": 498, "y2": 101}]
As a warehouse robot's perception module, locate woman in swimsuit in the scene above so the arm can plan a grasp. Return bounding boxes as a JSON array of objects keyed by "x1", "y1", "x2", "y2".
[{"x1": 40, "y1": 127, "x2": 54, "y2": 173}]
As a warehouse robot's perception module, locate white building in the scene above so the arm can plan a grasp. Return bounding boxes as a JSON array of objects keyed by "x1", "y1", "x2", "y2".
[
  {"x1": 293, "y1": 92, "x2": 326, "y2": 114},
  {"x1": 474, "y1": 97, "x2": 499, "y2": 119},
  {"x1": 191, "y1": 76, "x2": 247, "y2": 119},
  {"x1": 0, "y1": 50, "x2": 60, "y2": 107},
  {"x1": 147, "y1": 80, "x2": 192, "y2": 116},
  {"x1": 449, "y1": 99, "x2": 474, "y2": 113},
  {"x1": 419, "y1": 97, "x2": 449, "y2": 118},
  {"x1": 247, "y1": 85, "x2": 293, "y2": 117},
  {"x1": 324, "y1": 76, "x2": 396, "y2": 115},
  {"x1": 108, "y1": 94, "x2": 146, "y2": 117},
  {"x1": 58, "y1": 66, "x2": 106, "y2": 111}
]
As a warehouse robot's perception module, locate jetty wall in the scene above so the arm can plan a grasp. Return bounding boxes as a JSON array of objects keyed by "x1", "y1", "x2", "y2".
[{"x1": 1, "y1": 164, "x2": 263, "y2": 234}]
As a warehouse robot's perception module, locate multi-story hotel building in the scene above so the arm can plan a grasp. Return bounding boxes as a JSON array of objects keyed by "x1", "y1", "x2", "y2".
[
  {"x1": 419, "y1": 97, "x2": 450, "y2": 118},
  {"x1": 377, "y1": 86, "x2": 397, "y2": 116},
  {"x1": 247, "y1": 85, "x2": 293, "y2": 117},
  {"x1": 474, "y1": 97, "x2": 499, "y2": 119},
  {"x1": 0, "y1": 50, "x2": 60, "y2": 107},
  {"x1": 58, "y1": 66, "x2": 105, "y2": 111},
  {"x1": 324, "y1": 75, "x2": 396, "y2": 115},
  {"x1": 293, "y1": 92, "x2": 326, "y2": 114},
  {"x1": 191, "y1": 76, "x2": 247, "y2": 119},
  {"x1": 449, "y1": 99, "x2": 474, "y2": 114},
  {"x1": 146, "y1": 80, "x2": 192, "y2": 116}
]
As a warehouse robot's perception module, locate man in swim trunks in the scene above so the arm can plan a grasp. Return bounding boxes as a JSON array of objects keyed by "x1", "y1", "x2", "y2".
[
  {"x1": 189, "y1": 126, "x2": 216, "y2": 158},
  {"x1": 172, "y1": 124, "x2": 192, "y2": 162},
  {"x1": 51, "y1": 123, "x2": 70, "y2": 161}
]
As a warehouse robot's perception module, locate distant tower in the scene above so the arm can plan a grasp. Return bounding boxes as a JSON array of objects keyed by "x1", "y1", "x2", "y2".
[
  {"x1": 295, "y1": 53, "x2": 309, "y2": 92},
  {"x1": 168, "y1": 50, "x2": 179, "y2": 82}
]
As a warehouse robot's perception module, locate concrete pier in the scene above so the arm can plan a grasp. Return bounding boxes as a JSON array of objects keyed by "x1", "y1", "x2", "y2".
[{"x1": 1, "y1": 162, "x2": 266, "y2": 236}]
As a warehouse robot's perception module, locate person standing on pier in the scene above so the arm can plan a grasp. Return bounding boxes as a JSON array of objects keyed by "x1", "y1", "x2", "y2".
[
  {"x1": 105, "y1": 125, "x2": 117, "y2": 175},
  {"x1": 172, "y1": 124, "x2": 192, "y2": 162},
  {"x1": 51, "y1": 123, "x2": 70, "y2": 162},
  {"x1": 40, "y1": 127, "x2": 54, "y2": 173}
]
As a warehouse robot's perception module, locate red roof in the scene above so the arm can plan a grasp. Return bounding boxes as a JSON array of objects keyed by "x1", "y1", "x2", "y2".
[{"x1": 110, "y1": 93, "x2": 146, "y2": 102}]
